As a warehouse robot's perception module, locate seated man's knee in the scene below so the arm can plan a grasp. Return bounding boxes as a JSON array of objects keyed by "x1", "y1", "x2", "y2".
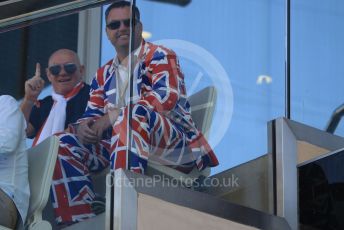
[{"x1": 57, "y1": 132, "x2": 79, "y2": 145}]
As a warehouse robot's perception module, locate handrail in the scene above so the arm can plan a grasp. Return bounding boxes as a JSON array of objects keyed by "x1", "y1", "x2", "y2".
[{"x1": 325, "y1": 103, "x2": 344, "y2": 133}]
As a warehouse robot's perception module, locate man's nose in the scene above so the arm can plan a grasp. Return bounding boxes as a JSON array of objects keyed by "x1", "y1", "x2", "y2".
[
  {"x1": 58, "y1": 67, "x2": 67, "y2": 76},
  {"x1": 119, "y1": 21, "x2": 128, "y2": 30}
]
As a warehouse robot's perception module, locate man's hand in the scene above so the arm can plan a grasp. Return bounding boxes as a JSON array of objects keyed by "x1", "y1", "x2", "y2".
[
  {"x1": 108, "y1": 107, "x2": 120, "y2": 125},
  {"x1": 76, "y1": 118, "x2": 99, "y2": 145},
  {"x1": 24, "y1": 63, "x2": 45, "y2": 102},
  {"x1": 21, "y1": 63, "x2": 45, "y2": 137},
  {"x1": 91, "y1": 115, "x2": 112, "y2": 141},
  {"x1": 76, "y1": 108, "x2": 120, "y2": 145}
]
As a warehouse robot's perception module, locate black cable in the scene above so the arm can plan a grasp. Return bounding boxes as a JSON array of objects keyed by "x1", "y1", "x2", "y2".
[
  {"x1": 285, "y1": 0, "x2": 291, "y2": 119},
  {"x1": 126, "y1": 0, "x2": 136, "y2": 171}
]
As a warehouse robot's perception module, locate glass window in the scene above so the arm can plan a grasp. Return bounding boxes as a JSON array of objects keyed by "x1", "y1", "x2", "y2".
[
  {"x1": 291, "y1": 0, "x2": 344, "y2": 136},
  {"x1": 101, "y1": 0, "x2": 286, "y2": 174},
  {"x1": 0, "y1": 14, "x2": 78, "y2": 99}
]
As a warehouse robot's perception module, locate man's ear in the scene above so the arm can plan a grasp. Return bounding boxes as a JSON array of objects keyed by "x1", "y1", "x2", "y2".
[
  {"x1": 138, "y1": 21, "x2": 143, "y2": 31},
  {"x1": 79, "y1": 65, "x2": 85, "y2": 79},
  {"x1": 106, "y1": 27, "x2": 111, "y2": 40}
]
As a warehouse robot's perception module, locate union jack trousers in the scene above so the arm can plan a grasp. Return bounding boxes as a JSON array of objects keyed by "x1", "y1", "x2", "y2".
[{"x1": 51, "y1": 40, "x2": 219, "y2": 225}]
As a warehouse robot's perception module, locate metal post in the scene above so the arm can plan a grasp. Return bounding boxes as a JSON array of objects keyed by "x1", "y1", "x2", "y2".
[{"x1": 285, "y1": 0, "x2": 291, "y2": 119}]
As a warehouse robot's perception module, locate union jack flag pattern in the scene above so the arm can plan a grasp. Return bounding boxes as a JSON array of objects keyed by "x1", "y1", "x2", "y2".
[{"x1": 51, "y1": 40, "x2": 219, "y2": 224}]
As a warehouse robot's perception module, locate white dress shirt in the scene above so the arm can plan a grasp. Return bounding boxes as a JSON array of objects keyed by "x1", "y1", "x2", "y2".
[
  {"x1": 113, "y1": 42, "x2": 142, "y2": 108},
  {"x1": 0, "y1": 95, "x2": 30, "y2": 225}
]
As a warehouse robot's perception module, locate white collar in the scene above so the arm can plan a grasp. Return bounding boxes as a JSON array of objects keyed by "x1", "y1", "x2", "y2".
[{"x1": 113, "y1": 41, "x2": 143, "y2": 68}]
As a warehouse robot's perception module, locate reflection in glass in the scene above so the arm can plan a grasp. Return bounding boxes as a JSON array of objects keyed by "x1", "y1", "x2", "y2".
[
  {"x1": 299, "y1": 149, "x2": 344, "y2": 229},
  {"x1": 101, "y1": 0, "x2": 285, "y2": 174},
  {"x1": 291, "y1": 1, "x2": 344, "y2": 135}
]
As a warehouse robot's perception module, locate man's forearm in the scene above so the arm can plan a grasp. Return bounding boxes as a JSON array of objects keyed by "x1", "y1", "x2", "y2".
[
  {"x1": 20, "y1": 98, "x2": 34, "y2": 123},
  {"x1": 20, "y1": 98, "x2": 36, "y2": 137}
]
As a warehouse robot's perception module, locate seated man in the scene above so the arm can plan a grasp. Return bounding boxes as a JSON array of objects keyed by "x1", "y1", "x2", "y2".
[
  {"x1": 0, "y1": 95, "x2": 30, "y2": 229},
  {"x1": 20, "y1": 49, "x2": 90, "y2": 145},
  {"x1": 52, "y1": 1, "x2": 219, "y2": 225}
]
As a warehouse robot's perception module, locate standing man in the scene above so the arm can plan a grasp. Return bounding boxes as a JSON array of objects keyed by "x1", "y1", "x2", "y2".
[
  {"x1": 52, "y1": 1, "x2": 219, "y2": 225},
  {"x1": 20, "y1": 49, "x2": 90, "y2": 145},
  {"x1": 0, "y1": 95, "x2": 29, "y2": 229}
]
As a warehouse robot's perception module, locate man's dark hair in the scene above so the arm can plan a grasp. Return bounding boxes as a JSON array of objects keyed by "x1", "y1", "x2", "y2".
[{"x1": 105, "y1": 1, "x2": 140, "y2": 22}]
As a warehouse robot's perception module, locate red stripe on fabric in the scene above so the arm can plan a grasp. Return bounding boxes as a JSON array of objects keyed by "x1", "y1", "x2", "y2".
[
  {"x1": 133, "y1": 135, "x2": 149, "y2": 158},
  {"x1": 114, "y1": 149, "x2": 127, "y2": 169},
  {"x1": 53, "y1": 158, "x2": 63, "y2": 180},
  {"x1": 90, "y1": 96, "x2": 104, "y2": 106},
  {"x1": 64, "y1": 82, "x2": 84, "y2": 100},
  {"x1": 54, "y1": 185, "x2": 92, "y2": 222},
  {"x1": 32, "y1": 101, "x2": 57, "y2": 147},
  {"x1": 131, "y1": 168, "x2": 142, "y2": 174}
]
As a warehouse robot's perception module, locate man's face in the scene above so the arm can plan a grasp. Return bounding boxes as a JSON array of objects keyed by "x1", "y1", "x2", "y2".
[
  {"x1": 106, "y1": 6, "x2": 142, "y2": 51},
  {"x1": 46, "y1": 51, "x2": 84, "y2": 96}
]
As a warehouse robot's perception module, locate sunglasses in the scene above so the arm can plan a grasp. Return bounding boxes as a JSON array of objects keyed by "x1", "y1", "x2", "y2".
[
  {"x1": 48, "y1": 63, "x2": 77, "y2": 76},
  {"x1": 106, "y1": 18, "x2": 138, "y2": 30}
]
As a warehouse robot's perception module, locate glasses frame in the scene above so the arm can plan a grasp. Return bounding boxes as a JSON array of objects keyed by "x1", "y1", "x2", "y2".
[
  {"x1": 48, "y1": 63, "x2": 77, "y2": 76},
  {"x1": 106, "y1": 18, "x2": 138, "y2": 30}
]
